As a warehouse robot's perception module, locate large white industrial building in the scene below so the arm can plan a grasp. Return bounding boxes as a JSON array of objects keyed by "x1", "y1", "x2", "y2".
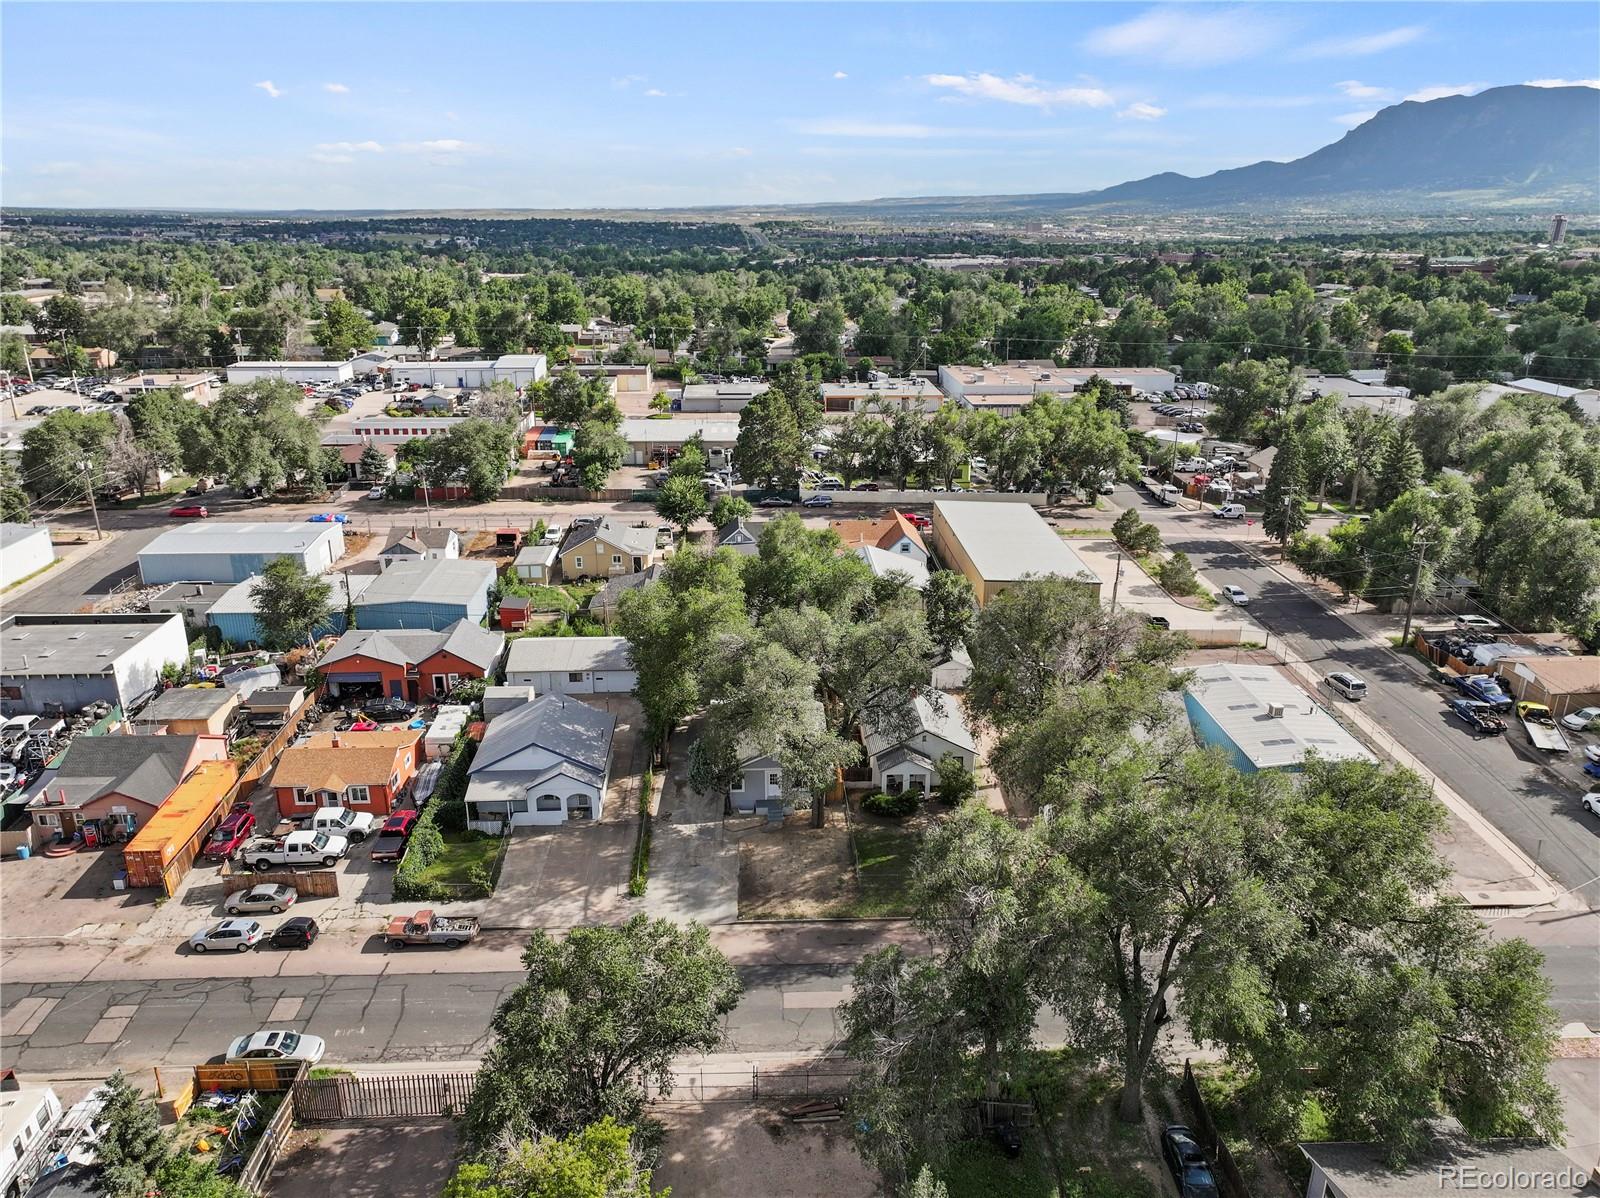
[
  {"x1": 137, "y1": 522, "x2": 346, "y2": 585},
  {"x1": 226, "y1": 360, "x2": 356, "y2": 385},
  {"x1": 386, "y1": 354, "x2": 549, "y2": 390}
]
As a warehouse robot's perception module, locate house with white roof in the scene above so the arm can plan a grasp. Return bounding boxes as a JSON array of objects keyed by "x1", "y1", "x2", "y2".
[
  {"x1": 861, "y1": 690, "x2": 977, "y2": 796},
  {"x1": 465, "y1": 694, "x2": 616, "y2": 828},
  {"x1": 504, "y1": 636, "x2": 638, "y2": 694}
]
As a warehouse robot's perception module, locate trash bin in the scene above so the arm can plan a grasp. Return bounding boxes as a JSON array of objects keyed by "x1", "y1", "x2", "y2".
[
  {"x1": 112, "y1": 870, "x2": 128, "y2": 892},
  {"x1": 15, "y1": 845, "x2": 30, "y2": 860}
]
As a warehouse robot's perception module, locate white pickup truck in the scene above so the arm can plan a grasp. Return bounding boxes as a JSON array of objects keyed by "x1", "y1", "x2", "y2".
[
  {"x1": 306, "y1": 806, "x2": 377, "y2": 842},
  {"x1": 242, "y1": 830, "x2": 350, "y2": 871}
]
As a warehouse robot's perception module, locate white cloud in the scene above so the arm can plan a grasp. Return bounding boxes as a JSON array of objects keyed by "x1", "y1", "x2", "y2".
[
  {"x1": 1525, "y1": 78, "x2": 1600, "y2": 89},
  {"x1": 1404, "y1": 83, "x2": 1484, "y2": 103},
  {"x1": 1333, "y1": 110, "x2": 1378, "y2": 128},
  {"x1": 1117, "y1": 102, "x2": 1167, "y2": 121},
  {"x1": 315, "y1": 140, "x2": 383, "y2": 153},
  {"x1": 644, "y1": 88, "x2": 670, "y2": 98},
  {"x1": 610, "y1": 74, "x2": 646, "y2": 90},
  {"x1": 832, "y1": 71, "x2": 848, "y2": 80},
  {"x1": 728, "y1": 147, "x2": 752, "y2": 158},
  {"x1": 924, "y1": 72, "x2": 1113, "y2": 109},
  {"x1": 1083, "y1": 8, "x2": 1285, "y2": 67},
  {"x1": 323, "y1": 82, "x2": 350, "y2": 94},
  {"x1": 417, "y1": 139, "x2": 471, "y2": 152},
  {"x1": 1295, "y1": 25, "x2": 1424, "y2": 59},
  {"x1": 792, "y1": 118, "x2": 944, "y2": 138},
  {"x1": 252, "y1": 80, "x2": 283, "y2": 99},
  {"x1": 1335, "y1": 80, "x2": 1392, "y2": 100}
]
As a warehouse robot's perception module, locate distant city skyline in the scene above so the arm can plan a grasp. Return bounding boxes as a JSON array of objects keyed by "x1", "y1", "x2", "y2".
[{"x1": 3, "y1": 1, "x2": 1596, "y2": 209}]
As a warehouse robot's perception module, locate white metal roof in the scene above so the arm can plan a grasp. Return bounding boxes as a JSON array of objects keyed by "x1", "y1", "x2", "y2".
[
  {"x1": 932, "y1": 500, "x2": 1099, "y2": 586},
  {"x1": 140, "y1": 522, "x2": 342, "y2": 557},
  {"x1": 506, "y1": 635, "x2": 633, "y2": 675},
  {"x1": 1183, "y1": 663, "x2": 1372, "y2": 770},
  {"x1": 620, "y1": 417, "x2": 741, "y2": 444}
]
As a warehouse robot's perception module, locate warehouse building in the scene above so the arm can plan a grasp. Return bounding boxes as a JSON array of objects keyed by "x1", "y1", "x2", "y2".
[
  {"x1": 1182, "y1": 663, "x2": 1372, "y2": 773},
  {"x1": 352, "y1": 559, "x2": 496, "y2": 631},
  {"x1": 930, "y1": 499, "x2": 1100, "y2": 605},
  {"x1": 137, "y1": 522, "x2": 346, "y2": 585},
  {"x1": 226, "y1": 360, "x2": 356, "y2": 385},
  {"x1": 1493, "y1": 654, "x2": 1600, "y2": 720},
  {"x1": 819, "y1": 376, "x2": 945, "y2": 414},
  {"x1": 937, "y1": 363, "x2": 1177, "y2": 413},
  {"x1": 679, "y1": 381, "x2": 770, "y2": 413},
  {"x1": 0, "y1": 524, "x2": 54, "y2": 589},
  {"x1": 0, "y1": 613, "x2": 189, "y2": 716},
  {"x1": 386, "y1": 353, "x2": 549, "y2": 390}
]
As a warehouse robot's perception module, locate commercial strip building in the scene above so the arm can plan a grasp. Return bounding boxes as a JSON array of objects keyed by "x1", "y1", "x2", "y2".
[
  {"x1": 937, "y1": 363, "x2": 1177, "y2": 413},
  {"x1": 385, "y1": 353, "x2": 549, "y2": 391},
  {"x1": 0, "y1": 613, "x2": 190, "y2": 716},
  {"x1": 137, "y1": 522, "x2": 346, "y2": 585},
  {"x1": 819, "y1": 377, "x2": 946, "y2": 414},
  {"x1": 930, "y1": 499, "x2": 1100, "y2": 605},
  {"x1": 1182, "y1": 663, "x2": 1372, "y2": 773},
  {"x1": 226, "y1": 360, "x2": 356, "y2": 386},
  {"x1": 619, "y1": 417, "x2": 739, "y2": 467},
  {"x1": 679, "y1": 381, "x2": 770, "y2": 413}
]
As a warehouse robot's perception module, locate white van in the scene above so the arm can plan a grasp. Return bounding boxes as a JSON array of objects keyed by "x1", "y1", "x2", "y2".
[
  {"x1": 1214, "y1": 503, "x2": 1246, "y2": 519},
  {"x1": 1155, "y1": 484, "x2": 1180, "y2": 506}
]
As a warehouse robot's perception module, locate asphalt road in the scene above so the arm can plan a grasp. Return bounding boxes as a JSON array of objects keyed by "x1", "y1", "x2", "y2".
[{"x1": 1116, "y1": 489, "x2": 1600, "y2": 908}]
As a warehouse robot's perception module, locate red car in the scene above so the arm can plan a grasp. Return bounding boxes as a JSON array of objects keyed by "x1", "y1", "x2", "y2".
[
  {"x1": 901, "y1": 511, "x2": 932, "y2": 531},
  {"x1": 369, "y1": 810, "x2": 420, "y2": 864},
  {"x1": 204, "y1": 810, "x2": 257, "y2": 861},
  {"x1": 169, "y1": 504, "x2": 209, "y2": 518}
]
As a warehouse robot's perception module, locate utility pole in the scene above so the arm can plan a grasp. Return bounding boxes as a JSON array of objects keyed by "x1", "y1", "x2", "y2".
[
  {"x1": 1110, "y1": 551, "x2": 1124, "y2": 612},
  {"x1": 80, "y1": 459, "x2": 102, "y2": 541},
  {"x1": 1400, "y1": 537, "x2": 1430, "y2": 647}
]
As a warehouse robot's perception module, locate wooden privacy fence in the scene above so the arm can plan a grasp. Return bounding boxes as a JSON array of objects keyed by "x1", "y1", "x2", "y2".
[
  {"x1": 194, "y1": 1060, "x2": 305, "y2": 1094},
  {"x1": 1182, "y1": 1060, "x2": 1253, "y2": 1198},
  {"x1": 219, "y1": 867, "x2": 340, "y2": 898},
  {"x1": 293, "y1": 1072, "x2": 477, "y2": 1123}
]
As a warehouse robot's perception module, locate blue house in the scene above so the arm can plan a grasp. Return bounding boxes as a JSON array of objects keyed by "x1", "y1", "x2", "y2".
[{"x1": 353, "y1": 559, "x2": 496, "y2": 631}]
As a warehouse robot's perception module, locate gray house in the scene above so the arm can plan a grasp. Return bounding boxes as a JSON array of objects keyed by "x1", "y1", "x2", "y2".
[
  {"x1": 465, "y1": 694, "x2": 616, "y2": 829},
  {"x1": 714, "y1": 518, "x2": 761, "y2": 556},
  {"x1": 725, "y1": 698, "x2": 827, "y2": 815},
  {"x1": 861, "y1": 690, "x2": 977, "y2": 795}
]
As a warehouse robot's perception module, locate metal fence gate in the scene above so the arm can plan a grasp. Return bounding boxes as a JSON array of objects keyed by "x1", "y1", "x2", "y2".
[{"x1": 293, "y1": 1072, "x2": 477, "y2": 1122}]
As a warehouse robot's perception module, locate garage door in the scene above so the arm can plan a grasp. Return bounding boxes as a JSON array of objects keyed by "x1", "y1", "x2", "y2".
[{"x1": 329, "y1": 672, "x2": 382, "y2": 683}]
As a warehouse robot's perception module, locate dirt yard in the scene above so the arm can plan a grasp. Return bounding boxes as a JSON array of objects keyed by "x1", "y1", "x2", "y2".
[
  {"x1": 653, "y1": 1102, "x2": 881, "y2": 1197},
  {"x1": 735, "y1": 809, "x2": 855, "y2": 919},
  {"x1": 269, "y1": 1120, "x2": 457, "y2": 1198}
]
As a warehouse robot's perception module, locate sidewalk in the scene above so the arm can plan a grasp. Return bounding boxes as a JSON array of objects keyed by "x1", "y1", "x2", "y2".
[{"x1": 1195, "y1": 548, "x2": 1569, "y2": 911}]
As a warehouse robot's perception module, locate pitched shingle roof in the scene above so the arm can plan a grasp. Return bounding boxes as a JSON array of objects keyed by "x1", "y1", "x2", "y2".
[
  {"x1": 562, "y1": 518, "x2": 657, "y2": 558},
  {"x1": 318, "y1": 621, "x2": 503, "y2": 673},
  {"x1": 471, "y1": 694, "x2": 615, "y2": 784},
  {"x1": 270, "y1": 730, "x2": 419, "y2": 791},
  {"x1": 27, "y1": 736, "x2": 200, "y2": 810}
]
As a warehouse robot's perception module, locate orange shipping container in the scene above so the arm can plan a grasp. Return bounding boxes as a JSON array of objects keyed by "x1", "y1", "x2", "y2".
[{"x1": 123, "y1": 760, "x2": 240, "y2": 894}]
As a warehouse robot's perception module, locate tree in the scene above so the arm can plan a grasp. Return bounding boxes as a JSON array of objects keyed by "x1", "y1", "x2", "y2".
[
  {"x1": 94, "y1": 1071, "x2": 171, "y2": 1198},
  {"x1": 1373, "y1": 425, "x2": 1425, "y2": 508},
  {"x1": 20, "y1": 409, "x2": 115, "y2": 497},
  {"x1": 1409, "y1": 385, "x2": 1484, "y2": 473},
  {"x1": 125, "y1": 386, "x2": 204, "y2": 473},
  {"x1": 107, "y1": 416, "x2": 166, "y2": 495},
  {"x1": 251, "y1": 558, "x2": 333, "y2": 650},
  {"x1": 1156, "y1": 550, "x2": 1198, "y2": 596},
  {"x1": 654, "y1": 475, "x2": 708, "y2": 534},
  {"x1": 318, "y1": 297, "x2": 375, "y2": 357},
  {"x1": 1262, "y1": 425, "x2": 1308, "y2": 547},
  {"x1": 443, "y1": 1118, "x2": 663, "y2": 1198},
  {"x1": 1209, "y1": 357, "x2": 1298, "y2": 442},
  {"x1": 1111, "y1": 508, "x2": 1162, "y2": 556},
  {"x1": 922, "y1": 404, "x2": 968, "y2": 490},
  {"x1": 573, "y1": 418, "x2": 627, "y2": 490},
  {"x1": 542, "y1": 367, "x2": 600, "y2": 428},
  {"x1": 921, "y1": 570, "x2": 976, "y2": 659},
  {"x1": 0, "y1": 332, "x2": 27, "y2": 374},
  {"x1": 1341, "y1": 408, "x2": 1394, "y2": 507},
  {"x1": 907, "y1": 1168, "x2": 950, "y2": 1198},
  {"x1": 358, "y1": 442, "x2": 391, "y2": 482},
  {"x1": 709, "y1": 494, "x2": 752, "y2": 527},
  {"x1": 34, "y1": 294, "x2": 88, "y2": 343},
  {"x1": 732, "y1": 370, "x2": 821, "y2": 490},
  {"x1": 461, "y1": 916, "x2": 741, "y2": 1149},
  {"x1": 204, "y1": 380, "x2": 327, "y2": 491},
  {"x1": 0, "y1": 456, "x2": 29, "y2": 522}
]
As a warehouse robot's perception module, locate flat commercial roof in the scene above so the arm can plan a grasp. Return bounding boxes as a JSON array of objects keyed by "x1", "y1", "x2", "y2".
[
  {"x1": 1184, "y1": 663, "x2": 1372, "y2": 770},
  {"x1": 933, "y1": 500, "x2": 1099, "y2": 586},
  {"x1": 138, "y1": 686, "x2": 237, "y2": 722},
  {"x1": 620, "y1": 417, "x2": 740, "y2": 444},
  {"x1": 140, "y1": 522, "x2": 341, "y2": 557},
  {"x1": 0, "y1": 613, "x2": 184, "y2": 677},
  {"x1": 506, "y1": 635, "x2": 633, "y2": 675}
]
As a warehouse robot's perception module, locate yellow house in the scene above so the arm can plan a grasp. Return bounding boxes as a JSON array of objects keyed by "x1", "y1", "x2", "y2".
[{"x1": 557, "y1": 519, "x2": 661, "y2": 580}]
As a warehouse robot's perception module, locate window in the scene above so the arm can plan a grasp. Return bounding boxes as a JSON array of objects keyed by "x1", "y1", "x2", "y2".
[
  {"x1": 36, "y1": 1109, "x2": 50, "y2": 1133},
  {"x1": 535, "y1": 794, "x2": 563, "y2": 812},
  {"x1": 767, "y1": 772, "x2": 781, "y2": 788},
  {"x1": 346, "y1": 785, "x2": 370, "y2": 805},
  {"x1": 292, "y1": 787, "x2": 312, "y2": 807},
  {"x1": 568, "y1": 672, "x2": 585, "y2": 683},
  {"x1": 730, "y1": 776, "x2": 744, "y2": 792},
  {"x1": 573, "y1": 556, "x2": 583, "y2": 571},
  {"x1": 511, "y1": 798, "x2": 529, "y2": 815},
  {"x1": 36, "y1": 812, "x2": 60, "y2": 828},
  {"x1": 611, "y1": 555, "x2": 623, "y2": 566}
]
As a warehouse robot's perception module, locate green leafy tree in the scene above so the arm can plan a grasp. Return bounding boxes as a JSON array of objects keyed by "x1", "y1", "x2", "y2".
[
  {"x1": 654, "y1": 474, "x2": 708, "y2": 534},
  {"x1": 573, "y1": 419, "x2": 627, "y2": 490},
  {"x1": 1262, "y1": 425, "x2": 1308, "y2": 547},
  {"x1": 462, "y1": 916, "x2": 742, "y2": 1149},
  {"x1": 318, "y1": 297, "x2": 376, "y2": 357},
  {"x1": 443, "y1": 1118, "x2": 665, "y2": 1198},
  {"x1": 1157, "y1": 550, "x2": 1199, "y2": 596},
  {"x1": 0, "y1": 456, "x2": 29, "y2": 522},
  {"x1": 20, "y1": 409, "x2": 116, "y2": 496},
  {"x1": 203, "y1": 379, "x2": 327, "y2": 491},
  {"x1": 732, "y1": 370, "x2": 822, "y2": 490},
  {"x1": 921, "y1": 569, "x2": 976, "y2": 659},
  {"x1": 1209, "y1": 357, "x2": 1299, "y2": 442},
  {"x1": 358, "y1": 443, "x2": 391, "y2": 482},
  {"x1": 34, "y1": 294, "x2": 88, "y2": 343},
  {"x1": 0, "y1": 332, "x2": 28, "y2": 374},
  {"x1": 708, "y1": 494, "x2": 752, "y2": 527},
  {"x1": 1111, "y1": 508, "x2": 1162, "y2": 556},
  {"x1": 1373, "y1": 425, "x2": 1425, "y2": 508},
  {"x1": 250, "y1": 558, "x2": 334, "y2": 650}
]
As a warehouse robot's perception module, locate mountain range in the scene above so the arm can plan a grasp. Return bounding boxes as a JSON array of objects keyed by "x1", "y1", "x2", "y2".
[{"x1": 789, "y1": 85, "x2": 1600, "y2": 218}]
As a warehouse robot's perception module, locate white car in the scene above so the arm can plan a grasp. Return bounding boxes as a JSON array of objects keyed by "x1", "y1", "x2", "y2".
[
  {"x1": 1582, "y1": 791, "x2": 1600, "y2": 817},
  {"x1": 366, "y1": 485, "x2": 386, "y2": 499},
  {"x1": 1222, "y1": 585, "x2": 1250, "y2": 606},
  {"x1": 189, "y1": 918, "x2": 263, "y2": 953},
  {"x1": 1454, "y1": 614, "x2": 1499, "y2": 631},
  {"x1": 1560, "y1": 706, "x2": 1600, "y2": 732},
  {"x1": 1585, "y1": 745, "x2": 1600, "y2": 765},
  {"x1": 1325, "y1": 672, "x2": 1368, "y2": 701},
  {"x1": 1214, "y1": 503, "x2": 1246, "y2": 519},
  {"x1": 701, "y1": 475, "x2": 730, "y2": 493},
  {"x1": 541, "y1": 524, "x2": 565, "y2": 546},
  {"x1": 226, "y1": 1029, "x2": 327, "y2": 1065}
]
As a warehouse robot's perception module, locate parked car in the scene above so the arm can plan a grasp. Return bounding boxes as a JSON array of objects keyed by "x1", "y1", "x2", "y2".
[
  {"x1": 851, "y1": 481, "x2": 881, "y2": 491},
  {"x1": 225, "y1": 883, "x2": 298, "y2": 916},
  {"x1": 366, "y1": 485, "x2": 386, "y2": 500},
  {"x1": 1160, "y1": 1125, "x2": 1220, "y2": 1198},
  {"x1": 758, "y1": 496, "x2": 794, "y2": 507},
  {"x1": 168, "y1": 504, "x2": 208, "y2": 518},
  {"x1": 1146, "y1": 615, "x2": 1171, "y2": 629},
  {"x1": 363, "y1": 696, "x2": 417, "y2": 721},
  {"x1": 1221, "y1": 585, "x2": 1249, "y2": 606},
  {"x1": 226, "y1": 1029, "x2": 326, "y2": 1065},
  {"x1": 1324, "y1": 672, "x2": 1367, "y2": 701},
  {"x1": 1448, "y1": 698, "x2": 1506, "y2": 735},
  {"x1": 386, "y1": 909, "x2": 480, "y2": 948},
  {"x1": 1213, "y1": 503, "x2": 1246, "y2": 519},
  {"x1": 541, "y1": 523, "x2": 565, "y2": 545},
  {"x1": 801, "y1": 494, "x2": 834, "y2": 508},
  {"x1": 1581, "y1": 791, "x2": 1600, "y2": 818},
  {"x1": 203, "y1": 810, "x2": 257, "y2": 861},
  {"x1": 1453, "y1": 674, "x2": 1512, "y2": 711},
  {"x1": 1584, "y1": 760, "x2": 1600, "y2": 780},
  {"x1": 306, "y1": 513, "x2": 349, "y2": 523},
  {"x1": 902, "y1": 512, "x2": 932, "y2": 531},
  {"x1": 1560, "y1": 706, "x2": 1600, "y2": 732},
  {"x1": 369, "y1": 811, "x2": 419, "y2": 863},
  {"x1": 269, "y1": 917, "x2": 320, "y2": 951},
  {"x1": 1454, "y1": 614, "x2": 1500, "y2": 631},
  {"x1": 242, "y1": 830, "x2": 349, "y2": 871},
  {"x1": 188, "y1": 918, "x2": 263, "y2": 954}
]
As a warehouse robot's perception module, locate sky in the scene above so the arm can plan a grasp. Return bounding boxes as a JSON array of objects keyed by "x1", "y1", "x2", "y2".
[{"x1": 3, "y1": 2, "x2": 1597, "y2": 210}]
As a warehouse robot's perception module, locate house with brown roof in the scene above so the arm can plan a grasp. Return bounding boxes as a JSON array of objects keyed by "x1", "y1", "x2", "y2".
[
  {"x1": 828, "y1": 512, "x2": 930, "y2": 567},
  {"x1": 1493, "y1": 655, "x2": 1600, "y2": 720},
  {"x1": 270, "y1": 729, "x2": 422, "y2": 818}
]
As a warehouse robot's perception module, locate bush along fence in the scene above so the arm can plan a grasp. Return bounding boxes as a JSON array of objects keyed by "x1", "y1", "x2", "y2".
[
  {"x1": 392, "y1": 734, "x2": 497, "y2": 903},
  {"x1": 628, "y1": 767, "x2": 654, "y2": 897}
]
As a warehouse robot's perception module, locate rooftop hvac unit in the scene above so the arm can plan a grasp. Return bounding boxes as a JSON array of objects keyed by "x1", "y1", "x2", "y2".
[{"x1": 1266, "y1": 703, "x2": 1286, "y2": 719}]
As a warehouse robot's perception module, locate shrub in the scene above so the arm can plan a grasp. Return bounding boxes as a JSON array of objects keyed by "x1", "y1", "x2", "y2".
[
  {"x1": 1157, "y1": 551, "x2": 1199, "y2": 597},
  {"x1": 628, "y1": 768, "x2": 654, "y2": 897},
  {"x1": 862, "y1": 790, "x2": 920, "y2": 818},
  {"x1": 935, "y1": 757, "x2": 977, "y2": 806},
  {"x1": 1112, "y1": 508, "x2": 1162, "y2": 556}
]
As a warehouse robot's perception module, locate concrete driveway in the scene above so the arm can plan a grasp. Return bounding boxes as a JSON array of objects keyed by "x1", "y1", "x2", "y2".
[
  {"x1": 491, "y1": 822, "x2": 634, "y2": 928},
  {"x1": 642, "y1": 744, "x2": 739, "y2": 926}
]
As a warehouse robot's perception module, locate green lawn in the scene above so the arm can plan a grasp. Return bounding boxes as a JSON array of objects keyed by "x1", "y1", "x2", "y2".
[
  {"x1": 849, "y1": 822, "x2": 918, "y2": 917},
  {"x1": 412, "y1": 832, "x2": 499, "y2": 890},
  {"x1": 518, "y1": 584, "x2": 578, "y2": 613}
]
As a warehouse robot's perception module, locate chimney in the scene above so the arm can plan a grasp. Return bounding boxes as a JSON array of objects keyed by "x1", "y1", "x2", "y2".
[{"x1": 55, "y1": 787, "x2": 67, "y2": 806}]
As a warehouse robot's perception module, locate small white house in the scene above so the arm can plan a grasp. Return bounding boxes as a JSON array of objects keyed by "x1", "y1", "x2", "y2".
[
  {"x1": 861, "y1": 691, "x2": 977, "y2": 795},
  {"x1": 0, "y1": 524, "x2": 54, "y2": 589},
  {"x1": 378, "y1": 526, "x2": 460, "y2": 569},
  {"x1": 512, "y1": 543, "x2": 558, "y2": 583},
  {"x1": 465, "y1": 694, "x2": 615, "y2": 828},
  {"x1": 504, "y1": 637, "x2": 637, "y2": 694}
]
